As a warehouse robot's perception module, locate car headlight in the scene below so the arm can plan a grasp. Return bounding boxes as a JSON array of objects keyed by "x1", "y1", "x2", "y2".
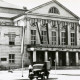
[
  {"x1": 30, "y1": 72, "x2": 33, "y2": 74},
  {"x1": 41, "y1": 72, "x2": 44, "y2": 74}
]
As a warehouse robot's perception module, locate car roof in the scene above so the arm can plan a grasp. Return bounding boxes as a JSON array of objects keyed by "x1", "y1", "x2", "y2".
[{"x1": 33, "y1": 64, "x2": 44, "y2": 66}]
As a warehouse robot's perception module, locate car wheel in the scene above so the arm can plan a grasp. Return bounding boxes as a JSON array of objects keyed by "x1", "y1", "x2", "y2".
[
  {"x1": 41, "y1": 76, "x2": 45, "y2": 80},
  {"x1": 30, "y1": 78, "x2": 32, "y2": 80}
]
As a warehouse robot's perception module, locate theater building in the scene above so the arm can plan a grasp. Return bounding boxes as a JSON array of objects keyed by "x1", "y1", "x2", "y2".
[
  {"x1": 22, "y1": 0, "x2": 80, "y2": 67},
  {"x1": 0, "y1": 0, "x2": 80, "y2": 69}
]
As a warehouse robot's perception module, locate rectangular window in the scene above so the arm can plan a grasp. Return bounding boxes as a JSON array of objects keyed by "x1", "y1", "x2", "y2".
[
  {"x1": 41, "y1": 31, "x2": 47, "y2": 44},
  {"x1": 9, "y1": 54, "x2": 15, "y2": 63},
  {"x1": 31, "y1": 30, "x2": 36, "y2": 45},
  {"x1": 61, "y1": 32, "x2": 66, "y2": 45},
  {"x1": 71, "y1": 33, "x2": 75, "y2": 45},
  {"x1": 52, "y1": 31, "x2": 57, "y2": 45},
  {"x1": 9, "y1": 33, "x2": 15, "y2": 45},
  {"x1": 1, "y1": 58, "x2": 7, "y2": 61}
]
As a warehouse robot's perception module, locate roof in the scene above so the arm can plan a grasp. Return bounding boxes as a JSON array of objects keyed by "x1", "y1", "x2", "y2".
[
  {"x1": 27, "y1": 0, "x2": 79, "y2": 19},
  {"x1": 0, "y1": 13, "x2": 19, "y2": 18},
  {"x1": 0, "y1": 0, "x2": 23, "y2": 10}
]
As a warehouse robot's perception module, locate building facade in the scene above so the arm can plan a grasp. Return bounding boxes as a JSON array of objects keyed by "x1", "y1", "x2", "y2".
[
  {"x1": 0, "y1": 0, "x2": 80, "y2": 69},
  {"x1": 23, "y1": 0, "x2": 80, "y2": 67}
]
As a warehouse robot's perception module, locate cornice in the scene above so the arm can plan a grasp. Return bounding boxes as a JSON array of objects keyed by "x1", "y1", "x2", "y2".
[{"x1": 27, "y1": 13, "x2": 79, "y2": 21}]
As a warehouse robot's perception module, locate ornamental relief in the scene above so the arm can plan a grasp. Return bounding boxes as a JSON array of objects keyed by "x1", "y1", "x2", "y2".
[
  {"x1": 40, "y1": 19, "x2": 48, "y2": 28},
  {"x1": 29, "y1": 18, "x2": 38, "y2": 27},
  {"x1": 70, "y1": 23, "x2": 75, "y2": 31},
  {"x1": 60, "y1": 22, "x2": 68, "y2": 31},
  {"x1": 50, "y1": 20, "x2": 58, "y2": 29}
]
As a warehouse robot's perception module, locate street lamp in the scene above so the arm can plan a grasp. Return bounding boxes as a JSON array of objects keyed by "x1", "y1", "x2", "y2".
[
  {"x1": 20, "y1": 20, "x2": 25, "y2": 77},
  {"x1": 54, "y1": 58, "x2": 56, "y2": 75}
]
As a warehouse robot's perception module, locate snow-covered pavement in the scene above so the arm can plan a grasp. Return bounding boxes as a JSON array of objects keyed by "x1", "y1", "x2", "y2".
[{"x1": 0, "y1": 69, "x2": 80, "y2": 80}]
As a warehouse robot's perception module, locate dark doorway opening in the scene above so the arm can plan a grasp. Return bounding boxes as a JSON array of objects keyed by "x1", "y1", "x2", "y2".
[
  {"x1": 69, "y1": 52, "x2": 76, "y2": 66},
  {"x1": 30, "y1": 51, "x2": 33, "y2": 64},
  {"x1": 59, "y1": 52, "x2": 66, "y2": 66},
  {"x1": 36, "y1": 51, "x2": 45, "y2": 62},
  {"x1": 48, "y1": 51, "x2": 55, "y2": 66}
]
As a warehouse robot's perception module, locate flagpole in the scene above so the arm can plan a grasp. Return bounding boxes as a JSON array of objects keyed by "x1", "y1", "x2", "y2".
[
  {"x1": 21, "y1": 22, "x2": 25, "y2": 77},
  {"x1": 21, "y1": 26, "x2": 24, "y2": 77}
]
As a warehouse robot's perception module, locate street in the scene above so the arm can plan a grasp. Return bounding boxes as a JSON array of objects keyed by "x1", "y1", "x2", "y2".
[{"x1": 0, "y1": 69, "x2": 80, "y2": 80}]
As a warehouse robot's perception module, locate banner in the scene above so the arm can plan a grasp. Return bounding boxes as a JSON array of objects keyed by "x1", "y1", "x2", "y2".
[
  {"x1": 65, "y1": 25, "x2": 68, "y2": 45},
  {"x1": 21, "y1": 26, "x2": 25, "y2": 54},
  {"x1": 36, "y1": 22, "x2": 42, "y2": 44},
  {"x1": 46, "y1": 23, "x2": 49, "y2": 44}
]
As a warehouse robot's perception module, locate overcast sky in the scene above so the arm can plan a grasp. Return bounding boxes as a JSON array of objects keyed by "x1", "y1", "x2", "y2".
[{"x1": 4, "y1": 0, "x2": 80, "y2": 17}]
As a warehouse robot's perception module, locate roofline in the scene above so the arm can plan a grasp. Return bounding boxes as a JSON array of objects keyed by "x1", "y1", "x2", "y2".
[
  {"x1": 54, "y1": 0, "x2": 80, "y2": 19},
  {"x1": 0, "y1": 6, "x2": 28, "y2": 11},
  {"x1": 27, "y1": 0, "x2": 80, "y2": 19}
]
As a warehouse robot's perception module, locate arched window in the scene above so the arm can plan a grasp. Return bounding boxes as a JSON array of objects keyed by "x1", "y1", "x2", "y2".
[{"x1": 49, "y1": 7, "x2": 59, "y2": 14}]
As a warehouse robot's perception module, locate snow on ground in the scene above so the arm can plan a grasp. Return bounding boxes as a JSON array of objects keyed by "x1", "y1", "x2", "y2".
[{"x1": 0, "y1": 69, "x2": 80, "y2": 80}]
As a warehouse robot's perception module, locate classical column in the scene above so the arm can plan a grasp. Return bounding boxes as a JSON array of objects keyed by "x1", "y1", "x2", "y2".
[
  {"x1": 66, "y1": 52, "x2": 69, "y2": 66},
  {"x1": 56, "y1": 51, "x2": 59, "y2": 66},
  {"x1": 76, "y1": 52, "x2": 79, "y2": 66},
  {"x1": 45, "y1": 51, "x2": 48, "y2": 61},
  {"x1": 67, "y1": 23, "x2": 70, "y2": 45},
  {"x1": 26, "y1": 17, "x2": 31, "y2": 44},
  {"x1": 33, "y1": 51, "x2": 36, "y2": 62}
]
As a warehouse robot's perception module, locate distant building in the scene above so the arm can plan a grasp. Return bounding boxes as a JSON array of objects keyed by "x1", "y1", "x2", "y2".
[{"x1": 0, "y1": 0, "x2": 80, "y2": 69}]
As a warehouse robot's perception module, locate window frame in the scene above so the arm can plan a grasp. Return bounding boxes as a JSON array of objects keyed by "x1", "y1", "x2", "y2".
[
  {"x1": 41, "y1": 30, "x2": 47, "y2": 44},
  {"x1": 49, "y1": 7, "x2": 59, "y2": 14},
  {"x1": 52, "y1": 31, "x2": 57, "y2": 45},
  {"x1": 70, "y1": 33, "x2": 75, "y2": 46},
  {"x1": 61, "y1": 32, "x2": 66, "y2": 45},
  {"x1": 31, "y1": 30, "x2": 36, "y2": 45},
  {"x1": 8, "y1": 33, "x2": 16, "y2": 45},
  {"x1": 9, "y1": 54, "x2": 15, "y2": 63}
]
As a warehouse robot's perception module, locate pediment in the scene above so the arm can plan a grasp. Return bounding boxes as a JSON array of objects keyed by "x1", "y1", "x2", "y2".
[{"x1": 28, "y1": 0, "x2": 79, "y2": 19}]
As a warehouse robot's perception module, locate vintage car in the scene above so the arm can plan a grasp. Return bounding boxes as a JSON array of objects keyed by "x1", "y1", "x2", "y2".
[{"x1": 29, "y1": 61, "x2": 50, "y2": 80}]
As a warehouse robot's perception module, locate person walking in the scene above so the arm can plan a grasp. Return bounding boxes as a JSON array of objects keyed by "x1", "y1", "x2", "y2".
[{"x1": 29, "y1": 64, "x2": 33, "y2": 73}]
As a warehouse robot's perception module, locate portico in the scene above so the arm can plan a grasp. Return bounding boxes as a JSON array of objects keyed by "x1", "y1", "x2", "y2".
[{"x1": 28, "y1": 46, "x2": 79, "y2": 67}]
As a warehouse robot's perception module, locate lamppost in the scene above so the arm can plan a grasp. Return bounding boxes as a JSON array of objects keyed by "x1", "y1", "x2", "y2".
[
  {"x1": 20, "y1": 20, "x2": 25, "y2": 77},
  {"x1": 54, "y1": 58, "x2": 56, "y2": 75}
]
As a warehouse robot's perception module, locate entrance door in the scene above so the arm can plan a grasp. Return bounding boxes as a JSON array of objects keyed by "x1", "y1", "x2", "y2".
[
  {"x1": 69, "y1": 52, "x2": 76, "y2": 66},
  {"x1": 30, "y1": 51, "x2": 33, "y2": 64},
  {"x1": 59, "y1": 52, "x2": 66, "y2": 66},
  {"x1": 48, "y1": 51, "x2": 55, "y2": 66},
  {"x1": 36, "y1": 51, "x2": 44, "y2": 62}
]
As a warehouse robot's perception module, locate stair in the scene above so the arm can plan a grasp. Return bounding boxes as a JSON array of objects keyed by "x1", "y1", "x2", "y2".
[{"x1": 52, "y1": 66, "x2": 80, "y2": 70}]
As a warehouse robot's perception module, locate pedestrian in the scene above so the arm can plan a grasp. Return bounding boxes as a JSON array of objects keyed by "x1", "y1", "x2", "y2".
[{"x1": 29, "y1": 64, "x2": 33, "y2": 73}]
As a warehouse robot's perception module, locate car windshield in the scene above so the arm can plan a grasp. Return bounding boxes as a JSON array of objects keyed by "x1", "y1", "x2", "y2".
[{"x1": 33, "y1": 64, "x2": 44, "y2": 69}]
